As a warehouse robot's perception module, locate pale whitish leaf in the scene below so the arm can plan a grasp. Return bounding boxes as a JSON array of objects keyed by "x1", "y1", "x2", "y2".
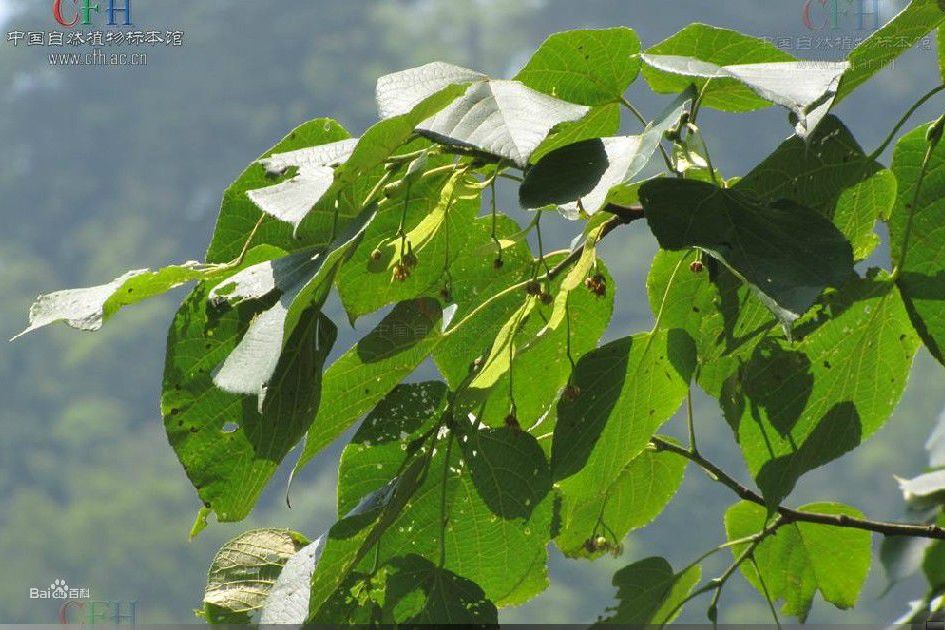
[
  {"x1": 212, "y1": 208, "x2": 377, "y2": 398},
  {"x1": 206, "y1": 118, "x2": 351, "y2": 263},
  {"x1": 259, "y1": 538, "x2": 324, "y2": 625},
  {"x1": 201, "y1": 528, "x2": 309, "y2": 623},
  {"x1": 208, "y1": 246, "x2": 321, "y2": 305},
  {"x1": 419, "y1": 79, "x2": 589, "y2": 167},
  {"x1": 897, "y1": 470, "x2": 945, "y2": 500},
  {"x1": 521, "y1": 87, "x2": 694, "y2": 212},
  {"x1": 642, "y1": 54, "x2": 848, "y2": 138},
  {"x1": 927, "y1": 406, "x2": 945, "y2": 468},
  {"x1": 246, "y1": 164, "x2": 336, "y2": 228},
  {"x1": 258, "y1": 137, "x2": 360, "y2": 175},
  {"x1": 14, "y1": 259, "x2": 251, "y2": 340},
  {"x1": 376, "y1": 61, "x2": 488, "y2": 119}
]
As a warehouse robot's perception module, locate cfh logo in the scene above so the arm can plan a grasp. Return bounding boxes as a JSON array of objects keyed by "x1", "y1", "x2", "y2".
[
  {"x1": 59, "y1": 600, "x2": 137, "y2": 625},
  {"x1": 52, "y1": 0, "x2": 132, "y2": 27},
  {"x1": 803, "y1": 0, "x2": 882, "y2": 31}
]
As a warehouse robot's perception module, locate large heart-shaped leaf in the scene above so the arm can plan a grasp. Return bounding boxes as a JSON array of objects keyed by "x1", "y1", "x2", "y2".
[
  {"x1": 725, "y1": 501, "x2": 872, "y2": 621},
  {"x1": 597, "y1": 556, "x2": 702, "y2": 625},
  {"x1": 514, "y1": 27, "x2": 642, "y2": 105},
  {"x1": 642, "y1": 24, "x2": 796, "y2": 112},
  {"x1": 640, "y1": 179, "x2": 854, "y2": 330},
  {"x1": 721, "y1": 276, "x2": 920, "y2": 506}
]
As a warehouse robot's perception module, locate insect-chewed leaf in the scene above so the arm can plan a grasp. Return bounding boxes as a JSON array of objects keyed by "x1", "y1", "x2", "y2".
[
  {"x1": 336, "y1": 382, "x2": 448, "y2": 515},
  {"x1": 378, "y1": 554, "x2": 499, "y2": 625},
  {"x1": 641, "y1": 23, "x2": 797, "y2": 112},
  {"x1": 514, "y1": 27, "x2": 642, "y2": 106},
  {"x1": 201, "y1": 528, "x2": 309, "y2": 624},
  {"x1": 207, "y1": 119, "x2": 352, "y2": 262},
  {"x1": 724, "y1": 501, "x2": 872, "y2": 621},
  {"x1": 722, "y1": 276, "x2": 920, "y2": 506},
  {"x1": 294, "y1": 299, "x2": 444, "y2": 475},
  {"x1": 640, "y1": 178, "x2": 854, "y2": 331},
  {"x1": 837, "y1": 0, "x2": 945, "y2": 101},
  {"x1": 163, "y1": 284, "x2": 337, "y2": 524},
  {"x1": 890, "y1": 123, "x2": 945, "y2": 366},
  {"x1": 596, "y1": 556, "x2": 701, "y2": 625}
]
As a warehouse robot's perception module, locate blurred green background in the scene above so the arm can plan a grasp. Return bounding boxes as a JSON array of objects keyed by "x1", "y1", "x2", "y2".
[{"x1": 1, "y1": 0, "x2": 943, "y2": 623}]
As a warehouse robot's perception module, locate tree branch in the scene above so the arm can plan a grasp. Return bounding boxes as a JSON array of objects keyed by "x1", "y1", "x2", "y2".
[{"x1": 649, "y1": 436, "x2": 945, "y2": 540}]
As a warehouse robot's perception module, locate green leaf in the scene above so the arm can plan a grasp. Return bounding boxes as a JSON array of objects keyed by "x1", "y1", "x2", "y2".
[
  {"x1": 210, "y1": 207, "x2": 377, "y2": 399},
  {"x1": 597, "y1": 556, "x2": 702, "y2": 625},
  {"x1": 336, "y1": 382, "x2": 448, "y2": 515},
  {"x1": 308, "y1": 461, "x2": 428, "y2": 620},
  {"x1": 336, "y1": 168, "x2": 479, "y2": 320},
  {"x1": 457, "y1": 247, "x2": 613, "y2": 433},
  {"x1": 162, "y1": 285, "x2": 337, "y2": 523},
  {"x1": 431, "y1": 215, "x2": 535, "y2": 387},
  {"x1": 890, "y1": 123, "x2": 945, "y2": 366},
  {"x1": 293, "y1": 84, "x2": 470, "y2": 242},
  {"x1": 520, "y1": 87, "x2": 694, "y2": 213},
  {"x1": 734, "y1": 115, "x2": 886, "y2": 260},
  {"x1": 836, "y1": 0, "x2": 945, "y2": 102},
  {"x1": 529, "y1": 104, "x2": 621, "y2": 164},
  {"x1": 514, "y1": 27, "x2": 642, "y2": 106},
  {"x1": 551, "y1": 331, "x2": 694, "y2": 533},
  {"x1": 421, "y1": 80, "x2": 589, "y2": 167},
  {"x1": 641, "y1": 24, "x2": 796, "y2": 112},
  {"x1": 646, "y1": 249, "x2": 776, "y2": 398},
  {"x1": 641, "y1": 53, "x2": 847, "y2": 139},
  {"x1": 295, "y1": 299, "x2": 443, "y2": 475},
  {"x1": 556, "y1": 439, "x2": 686, "y2": 557},
  {"x1": 380, "y1": 555, "x2": 499, "y2": 624},
  {"x1": 373, "y1": 430, "x2": 554, "y2": 607},
  {"x1": 15, "y1": 258, "x2": 253, "y2": 339},
  {"x1": 640, "y1": 179, "x2": 854, "y2": 330},
  {"x1": 721, "y1": 276, "x2": 920, "y2": 506},
  {"x1": 201, "y1": 528, "x2": 309, "y2": 623},
  {"x1": 939, "y1": 27, "x2": 945, "y2": 83},
  {"x1": 724, "y1": 501, "x2": 872, "y2": 621},
  {"x1": 207, "y1": 119, "x2": 352, "y2": 263}
]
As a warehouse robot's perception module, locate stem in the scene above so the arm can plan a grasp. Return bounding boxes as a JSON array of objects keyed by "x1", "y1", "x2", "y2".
[
  {"x1": 619, "y1": 95, "x2": 647, "y2": 126},
  {"x1": 649, "y1": 436, "x2": 945, "y2": 540},
  {"x1": 686, "y1": 388, "x2": 698, "y2": 454},
  {"x1": 751, "y1": 556, "x2": 783, "y2": 630},
  {"x1": 893, "y1": 141, "x2": 935, "y2": 279},
  {"x1": 869, "y1": 84, "x2": 945, "y2": 161}
]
